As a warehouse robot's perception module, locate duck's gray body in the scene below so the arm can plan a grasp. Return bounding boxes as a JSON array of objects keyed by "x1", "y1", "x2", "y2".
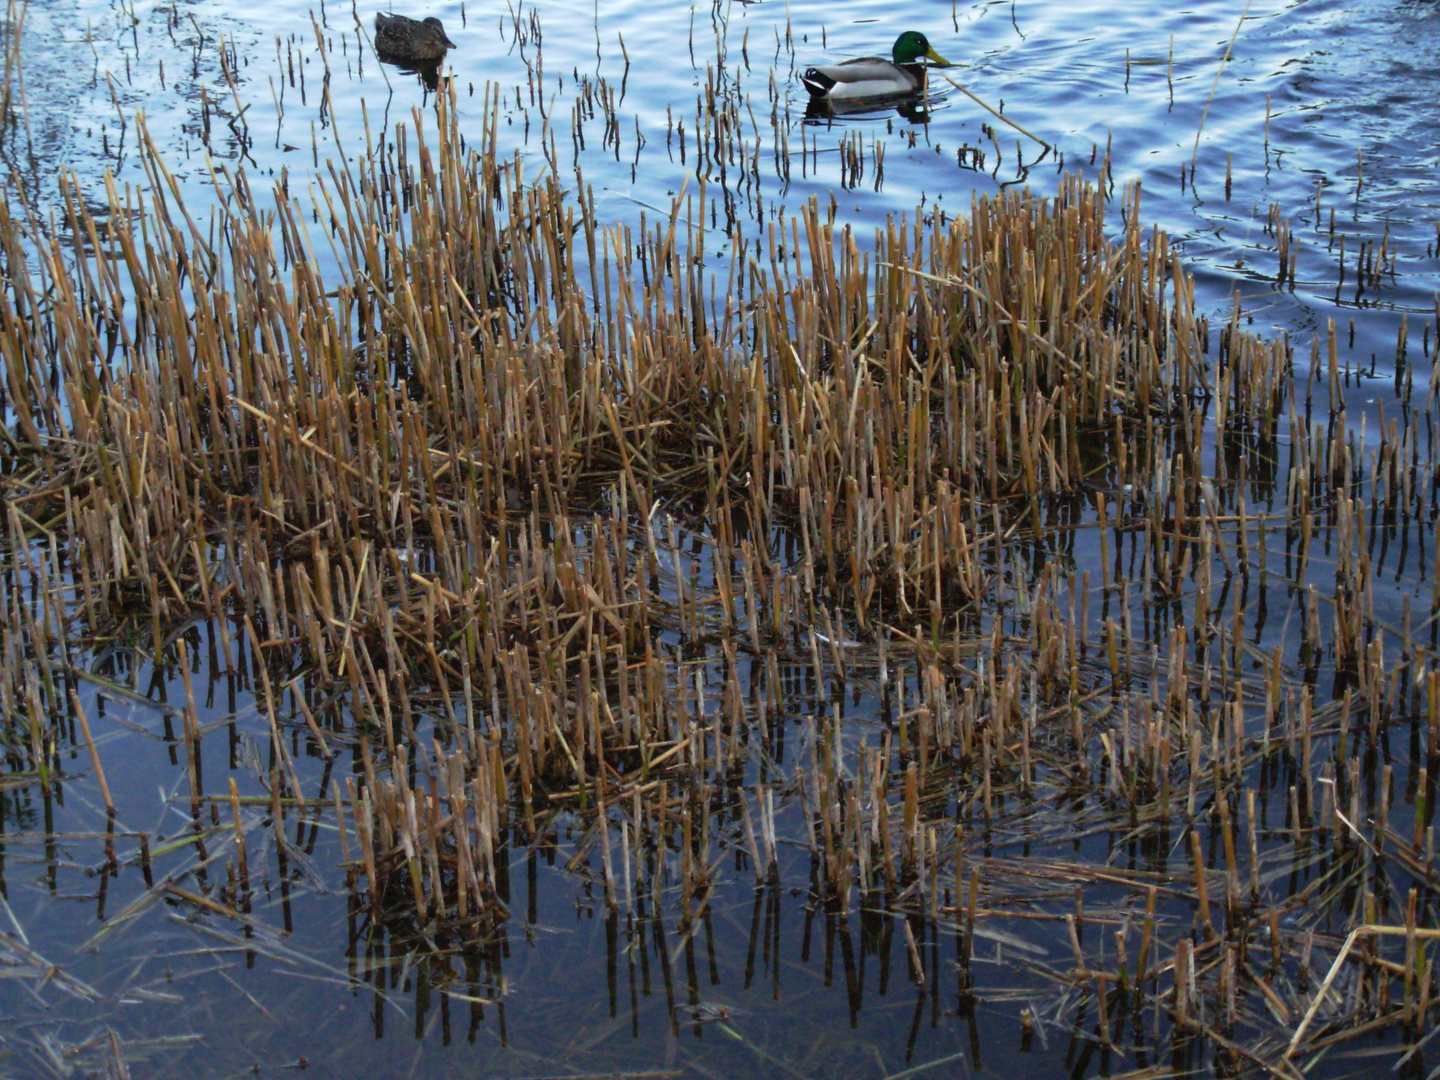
[{"x1": 801, "y1": 58, "x2": 929, "y2": 100}]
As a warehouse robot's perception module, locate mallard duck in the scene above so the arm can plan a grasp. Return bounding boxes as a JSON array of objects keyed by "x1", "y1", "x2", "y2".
[
  {"x1": 374, "y1": 13, "x2": 456, "y2": 61},
  {"x1": 801, "y1": 31, "x2": 951, "y2": 101}
]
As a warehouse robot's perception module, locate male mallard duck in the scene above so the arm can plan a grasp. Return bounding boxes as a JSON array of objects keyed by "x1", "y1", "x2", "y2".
[
  {"x1": 374, "y1": 13, "x2": 456, "y2": 61},
  {"x1": 801, "y1": 31, "x2": 951, "y2": 101}
]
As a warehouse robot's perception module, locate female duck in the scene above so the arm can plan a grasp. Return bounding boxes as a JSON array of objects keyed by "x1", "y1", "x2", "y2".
[
  {"x1": 374, "y1": 13, "x2": 457, "y2": 61},
  {"x1": 802, "y1": 31, "x2": 951, "y2": 101}
]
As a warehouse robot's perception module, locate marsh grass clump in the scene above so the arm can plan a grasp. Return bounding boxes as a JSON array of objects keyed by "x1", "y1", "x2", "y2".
[
  {"x1": 5, "y1": 76, "x2": 1439, "y2": 1079},
  {"x1": 1, "y1": 89, "x2": 1288, "y2": 646}
]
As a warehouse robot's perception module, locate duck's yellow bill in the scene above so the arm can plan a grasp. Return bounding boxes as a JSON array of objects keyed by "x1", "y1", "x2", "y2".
[{"x1": 925, "y1": 47, "x2": 953, "y2": 67}]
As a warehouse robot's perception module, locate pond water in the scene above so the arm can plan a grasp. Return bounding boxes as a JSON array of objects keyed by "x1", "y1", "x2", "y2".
[
  {"x1": 18, "y1": 0, "x2": 1440, "y2": 341},
  {"x1": 4, "y1": 0, "x2": 1440, "y2": 1076}
]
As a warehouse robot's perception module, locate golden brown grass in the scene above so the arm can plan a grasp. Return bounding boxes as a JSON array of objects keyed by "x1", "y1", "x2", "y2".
[{"x1": 2, "y1": 77, "x2": 1435, "y2": 1079}]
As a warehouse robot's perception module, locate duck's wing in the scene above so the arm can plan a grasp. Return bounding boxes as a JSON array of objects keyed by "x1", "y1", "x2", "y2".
[{"x1": 801, "y1": 57, "x2": 920, "y2": 99}]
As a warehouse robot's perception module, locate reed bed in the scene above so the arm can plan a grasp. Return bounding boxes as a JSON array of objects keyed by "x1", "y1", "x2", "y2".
[{"x1": 1, "y1": 76, "x2": 1436, "y2": 1079}]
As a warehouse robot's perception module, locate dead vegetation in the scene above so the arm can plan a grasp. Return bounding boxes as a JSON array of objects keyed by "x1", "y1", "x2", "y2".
[{"x1": 0, "y1": 76, "x2": 1436, "y2": 1080}]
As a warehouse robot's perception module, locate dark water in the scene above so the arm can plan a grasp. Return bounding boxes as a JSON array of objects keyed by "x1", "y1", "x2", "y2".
[{"x1": 5, "y1": 0, "x2": 1440, "y2": 1076}]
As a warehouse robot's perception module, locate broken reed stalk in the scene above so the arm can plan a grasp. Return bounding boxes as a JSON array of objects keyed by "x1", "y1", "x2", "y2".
[
  {"x1": 1287, "y1": 925, "x2": 1440, "y2": 1055},
  {"x1": 1191, "y1": 0, "x2": 1254, "y2": 170},
  {"x1": 940, "y1": 75, "x2": 1052, "y2": 151},
  {"x1": 70, "y1": 690, "x2": 114, "y2": 816}
]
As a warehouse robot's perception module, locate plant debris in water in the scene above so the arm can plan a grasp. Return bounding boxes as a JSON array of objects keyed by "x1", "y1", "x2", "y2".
[{"x1": 0, "y1": 75, "x2": 1437, "y2": 1080}]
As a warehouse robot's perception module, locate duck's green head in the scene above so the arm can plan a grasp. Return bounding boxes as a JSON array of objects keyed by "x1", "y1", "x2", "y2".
[{"x1": 892, "y1": 31, "x2": 951, "y2": 67}]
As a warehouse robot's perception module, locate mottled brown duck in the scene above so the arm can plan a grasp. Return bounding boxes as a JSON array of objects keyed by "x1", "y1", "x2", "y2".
[{"x1": 374, "y1": 13, "x2": 456, "y2": 61}]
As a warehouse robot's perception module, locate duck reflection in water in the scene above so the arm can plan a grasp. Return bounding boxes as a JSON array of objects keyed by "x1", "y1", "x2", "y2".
[
  {"x1": 804, "y1": 93, "x2": 935, "y2": 126},
  {"x1": 376, "y1": 54, "x2": 447, "y2": 92}
]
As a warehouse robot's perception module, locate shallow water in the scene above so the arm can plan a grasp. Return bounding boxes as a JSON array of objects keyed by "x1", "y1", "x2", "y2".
[
  {"x1": 16, "y1": 0, "x2": 1440, "y2": 341},
  {"x1": 5, "y1": 0, "x2": 1440, "y2": 1076}
]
